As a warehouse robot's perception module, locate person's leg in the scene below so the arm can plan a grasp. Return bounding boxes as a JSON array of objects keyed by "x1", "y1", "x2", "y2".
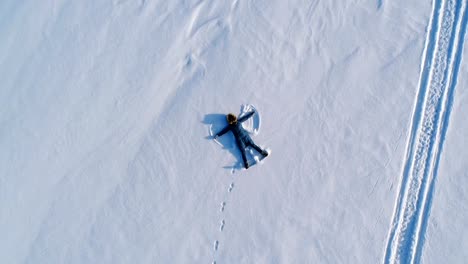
[
  {"x1": 250, "y1": 142, "x2": 268, "y2": 157},
  {"x1": 236, "y1": 139, "x2": 249, "y2": 169},
  {"x1": 240, "y1": 147, "x2": 249, "y2": 169}
]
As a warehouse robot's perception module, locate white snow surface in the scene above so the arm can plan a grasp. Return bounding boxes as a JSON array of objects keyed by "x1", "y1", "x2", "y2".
[{"x1": 0, "y1": 0, "x2": 467, "y2": 263}]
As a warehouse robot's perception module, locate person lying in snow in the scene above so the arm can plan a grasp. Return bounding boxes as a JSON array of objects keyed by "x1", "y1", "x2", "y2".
[{"x1": 215, "y1": 111, "x2": 268, "y2": 169}]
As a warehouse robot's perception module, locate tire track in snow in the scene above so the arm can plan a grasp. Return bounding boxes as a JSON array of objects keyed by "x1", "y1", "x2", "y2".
[{"x1": 384, "y1": 0, "x2": 468, "y2": 263}]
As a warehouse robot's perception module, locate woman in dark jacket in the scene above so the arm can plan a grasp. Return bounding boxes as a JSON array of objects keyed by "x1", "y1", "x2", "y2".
[{"x1": 215, "y1": 112, "x2": 268, "y2": 169}]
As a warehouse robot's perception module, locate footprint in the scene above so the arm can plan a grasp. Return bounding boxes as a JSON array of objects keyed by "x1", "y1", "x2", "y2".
[
  {"x1": 220, "y1": 202, "x2": 226, "y2": 212},
  {"x1": 228, "y1": 183, "x2": 234, "y2": 192},
  {"x1": 220, "y1": 220, "x2": 225, "y2": 231},
  {"x1": 214, "y1": 240, "x2": 219, "y2": 251}
]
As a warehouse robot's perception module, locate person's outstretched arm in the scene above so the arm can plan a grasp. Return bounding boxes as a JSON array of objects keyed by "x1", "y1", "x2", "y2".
[
  {"x1": 238, "y1": 111, "x2": 255, "y2": 123},
  {"x1": 215, "y1": 126, "x2": 230, "y2": 138}
]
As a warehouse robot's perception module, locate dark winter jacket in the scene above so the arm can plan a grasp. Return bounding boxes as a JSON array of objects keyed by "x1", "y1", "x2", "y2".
[{"x1": 215, "y1": 111, "x2": 255, "y2": 144}]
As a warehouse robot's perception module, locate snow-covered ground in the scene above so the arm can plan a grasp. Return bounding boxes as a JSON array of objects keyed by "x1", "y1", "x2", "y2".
[{"x1": 0, "y1": 0, "x2": 466, "y2": 263}]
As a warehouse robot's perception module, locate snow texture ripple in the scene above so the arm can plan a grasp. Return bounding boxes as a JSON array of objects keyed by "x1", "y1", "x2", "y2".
[{"x1": 384, "y1": 0, "x2": 468, "y2": 263}]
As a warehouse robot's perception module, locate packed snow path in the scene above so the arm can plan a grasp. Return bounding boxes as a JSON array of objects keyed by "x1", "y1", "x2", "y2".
[{"x1": 384, "y1": 0, "x2": 468, "y2": 263}]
